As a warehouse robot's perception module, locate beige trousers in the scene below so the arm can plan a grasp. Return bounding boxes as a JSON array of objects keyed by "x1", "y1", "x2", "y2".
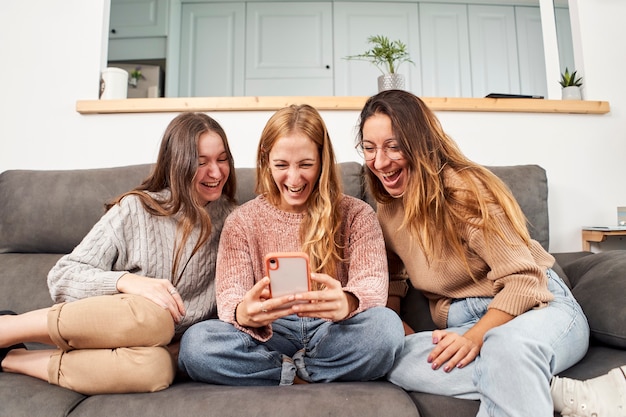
[{"x1": 46, "y1": 294, "x2": 176, "y2": 395}]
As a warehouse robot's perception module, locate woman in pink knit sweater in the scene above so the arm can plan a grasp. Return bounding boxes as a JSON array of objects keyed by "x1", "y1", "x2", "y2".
[
  {"x1": 178, "y1": 104, "x2": 404, "y2": 385},
  {"x1": 356, "y1": 90, "x2": 625, "y2": 417}
]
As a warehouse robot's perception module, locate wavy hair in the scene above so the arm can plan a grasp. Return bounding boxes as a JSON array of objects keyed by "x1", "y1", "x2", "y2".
[
  {"x1": 256, "y1": 104, "x2": 343, "y2": 280},
  {"x1": 108, "y1": 112, "x2": 237, "y2": 285},
  {"x1": 357, "y1": 90, "x2": 530, "y2": 277}
]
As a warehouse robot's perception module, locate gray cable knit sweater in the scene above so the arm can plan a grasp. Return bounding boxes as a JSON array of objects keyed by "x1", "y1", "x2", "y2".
[{"x1": 47, "y1": 190, "x2": 234, "y2": 335}]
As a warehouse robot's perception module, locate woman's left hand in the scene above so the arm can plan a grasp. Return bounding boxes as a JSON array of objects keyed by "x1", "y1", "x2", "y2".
[
  {"x1": 427, "y1": 330, "x2": 482, "y2": 372},
  {"x1": 291, "y1": 273, "x2": 359, "y2": 321},
  {"x1": 427, "y1": 308, "x2": 514, "y2": 372}
]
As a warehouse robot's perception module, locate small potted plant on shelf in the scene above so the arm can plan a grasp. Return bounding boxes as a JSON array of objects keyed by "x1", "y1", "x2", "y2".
[
  {"x1": 559, "y1": 67, "x2": 583, "y2": 100},
  {"x1": 128, "y1": 66, "x2": 145, "y2": 88},
  {"x1": 344, "y1": 35, "x2": 414, "y2": 92}
]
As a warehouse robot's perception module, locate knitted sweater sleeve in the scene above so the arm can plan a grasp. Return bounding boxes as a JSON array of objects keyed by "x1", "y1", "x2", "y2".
[
  {"x1": 215, "y1": 205, "x2": 273, "y2": 341},
  {"x1": 340, "y1": 197, "x2": 389, "y2": 316},
  {"x1": 47, "y1": 198, "x2": 137, "y2": 303},
  {"x1": 465, "y1": 210, "x2": 555, "y2": 317}
]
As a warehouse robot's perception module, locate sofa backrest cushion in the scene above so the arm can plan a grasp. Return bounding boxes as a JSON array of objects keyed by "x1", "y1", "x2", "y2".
[
  {"x1": 0, "y1": 164, "x2": 154, "y2": 254},
  {"x1": 487, "y1": 165, "x2": 550, "y2": 251},
  {"x1": 0, "y1": 162, "x2": 366, "y2": 254},
  {"x1": 0, "y1": 162, "x2": 546, "y2": 254}
]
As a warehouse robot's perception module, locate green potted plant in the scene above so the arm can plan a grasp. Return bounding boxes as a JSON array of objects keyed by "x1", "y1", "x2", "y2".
[
  {"x1": 559, "y1": 67, "x2": 583, "y2": 100},
  {"x1": 128, "y1": 66, "x2": 145, "y2": 88},
  {"x1": 345, "y1": 35, "x2": 414, "y2": 92}
]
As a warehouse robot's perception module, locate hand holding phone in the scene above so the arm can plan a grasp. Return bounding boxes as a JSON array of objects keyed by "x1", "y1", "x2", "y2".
[{"x1": 264, "y1": 252, "x2": 311, "y2": 305}]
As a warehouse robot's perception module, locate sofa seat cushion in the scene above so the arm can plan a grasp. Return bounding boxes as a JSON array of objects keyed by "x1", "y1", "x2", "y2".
[
  {"x1": 0, "y1": 373, "x2": 86, "y2": 417},
  {"x1": 563, "y1": 250, "x2": 626, "y2": 348},
  {"x1": 67, "y1": 381, "x2": 419, "y2": 417}
]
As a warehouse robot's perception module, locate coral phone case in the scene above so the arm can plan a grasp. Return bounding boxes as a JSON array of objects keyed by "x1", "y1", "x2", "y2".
[{"x1": 264, "y1": 252, "x2": 311, "y2": 299}]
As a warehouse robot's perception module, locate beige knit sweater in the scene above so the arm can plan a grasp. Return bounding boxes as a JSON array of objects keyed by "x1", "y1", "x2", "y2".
[
  {"x1": 215, "y1": 194, "x2": 389, "y2": 341},
  {"x1": 47, "y1": 190, "x2": 234, "y2": 336},
  {"x1": 377, "y1": 171, "x2": 555, "y2": 329}
]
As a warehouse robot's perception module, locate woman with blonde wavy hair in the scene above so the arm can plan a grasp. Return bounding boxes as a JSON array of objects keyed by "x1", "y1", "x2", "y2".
[
  {"x1": 356, "y1": 90, "x2": 596, "y2": 416},
  {"x1": 178, "y1": 104, "x2": 404, "y2": 386}
]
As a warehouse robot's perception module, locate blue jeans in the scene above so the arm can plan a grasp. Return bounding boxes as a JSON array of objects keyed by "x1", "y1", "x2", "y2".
[
  {"x1": 387, "y1": 269, "x2": 589, "y2": 417},
  {"x1": 179, "y1": 306, "x2": 404, "y2": 386}
]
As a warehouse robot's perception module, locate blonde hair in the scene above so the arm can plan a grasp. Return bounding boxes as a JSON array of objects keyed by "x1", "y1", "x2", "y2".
[
  {"x1": 108, "y1": 112, "x2": 236, "y2": 285},
  {"x1": 256, "y1": 104, "x2": 343, "y2": 279},
  {"x1": 358, "y1": 90, "x2": 530, "y2": 278}
]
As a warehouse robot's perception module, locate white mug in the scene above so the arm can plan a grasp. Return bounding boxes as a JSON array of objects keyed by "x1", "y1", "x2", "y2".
[{"x1": 100, "y1": 67, "x2": 128, "y2": 100}]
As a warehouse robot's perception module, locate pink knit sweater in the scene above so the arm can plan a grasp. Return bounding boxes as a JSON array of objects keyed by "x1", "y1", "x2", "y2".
[{"x1": 215, "y1": 194, "x2": 388, "y2": 341}]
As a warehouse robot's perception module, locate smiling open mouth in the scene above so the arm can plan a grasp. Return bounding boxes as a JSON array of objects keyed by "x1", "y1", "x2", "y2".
[
  {"x1": 202, "y1": 180, "x2": 221, "y2": 188},
  {"x1": 381, "y1": 169, "x2": 401, "y2": 181},
  {"x1": 287, "y1": 185, "x2": 305, "y2": 193}
]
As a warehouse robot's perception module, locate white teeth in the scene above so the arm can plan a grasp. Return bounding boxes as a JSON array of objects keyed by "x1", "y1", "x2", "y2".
[
  {"x1": 288, "y1": 185, "x2": 304, "y2": 192},
  {"x1": 203, "y1": 181, "x2": 220, "y2": 187},
  {"x1": 381, "y1": 170, "x2": 399, "y2": 179}
]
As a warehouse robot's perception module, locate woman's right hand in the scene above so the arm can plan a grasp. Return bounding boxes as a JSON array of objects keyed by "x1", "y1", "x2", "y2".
[
  {"x1": 235, "y1": 277, "x2": 297, "y2": 327},
  {"x1": 116, "y1": 273, "x2": 185, "y2": 324}
]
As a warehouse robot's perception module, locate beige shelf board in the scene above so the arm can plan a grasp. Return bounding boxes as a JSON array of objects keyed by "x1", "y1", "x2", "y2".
[{"x1": 76, "y1": 96, "x2": 610, "y2": 115}]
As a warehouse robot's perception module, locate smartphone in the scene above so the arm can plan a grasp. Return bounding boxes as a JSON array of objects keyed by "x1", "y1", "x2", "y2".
[{"x1": 264, "y1": 252, "x2": 311, "y2": 303}]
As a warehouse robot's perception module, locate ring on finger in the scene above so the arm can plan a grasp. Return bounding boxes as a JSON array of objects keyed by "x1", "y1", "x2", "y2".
[
  {"x1": 261, "y1": 302, "x2": 268, "y2": 313},
  {"x1": 169, "y1": 287, "x2": 177, "y2": 295}
]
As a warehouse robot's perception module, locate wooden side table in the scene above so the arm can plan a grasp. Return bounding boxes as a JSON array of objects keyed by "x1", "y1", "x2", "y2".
[{"x1": 581, "y1": 227, "x2": 626, "y2": 251}]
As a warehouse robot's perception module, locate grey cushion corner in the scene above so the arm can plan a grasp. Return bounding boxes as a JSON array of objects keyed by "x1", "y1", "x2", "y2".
[
  {"x1": 487, "y1": 164, "x2": 549, "y2": 251},
  {"x1": 234, "y1": 167, "x2": 257, "y2": 205},
  {"x1": 563, "y1": 250, "x2": 626, "y2": 348},
  {"x1": 338, "y1": 161, "x2": 366, "y2": 200}
]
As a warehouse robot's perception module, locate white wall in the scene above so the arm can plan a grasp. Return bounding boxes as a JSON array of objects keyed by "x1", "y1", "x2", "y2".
[{"x1": 0, "y1": 0, "x2": 625, "y2": 253}]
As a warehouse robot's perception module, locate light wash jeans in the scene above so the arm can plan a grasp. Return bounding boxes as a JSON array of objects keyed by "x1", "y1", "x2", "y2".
[
  {"x1": 179, "y1": 306, "x2": 404, "y2": 386},
  {"x1": 387, "y1": 269, "x2": 589, "y2": 417}
]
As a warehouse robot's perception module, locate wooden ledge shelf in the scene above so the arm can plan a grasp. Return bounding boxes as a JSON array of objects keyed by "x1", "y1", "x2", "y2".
[{"x1": 76, "y1": 96, "x2": 610, "y2": 115}]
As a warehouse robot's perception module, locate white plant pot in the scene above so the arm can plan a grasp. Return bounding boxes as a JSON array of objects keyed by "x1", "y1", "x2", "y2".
[
  {"x1": 378, "y1": 74, "x2": 405, "y2": 92},
  {"x1": 562, "y1": 86, "x2": 582, "y2": 100}
]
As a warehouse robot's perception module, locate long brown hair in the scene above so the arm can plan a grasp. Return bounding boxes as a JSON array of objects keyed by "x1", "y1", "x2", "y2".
[
  {"x1": 357, "y1": 90, "x2": 530, "y2": 276},
  {"x1": 256, "y1": 104, "x2": 343, "y2": 279},
  {"x1": 108, "y1": 112, "x2": 237, "y2": 284}
]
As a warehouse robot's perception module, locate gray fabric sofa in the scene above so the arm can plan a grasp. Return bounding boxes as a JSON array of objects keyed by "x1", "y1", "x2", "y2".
[{"x1": 1, "y1": 162, "x2": 625, "y2": 417}]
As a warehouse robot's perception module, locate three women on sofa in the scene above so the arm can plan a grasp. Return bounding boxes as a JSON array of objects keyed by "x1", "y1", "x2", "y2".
[
  {"x1": 178, "y1": 103, "x2": 405, "y2": 385},
  {"x1": 1, "y1": 99, "x2": 622, "y2": 415},
  {"x1": 0, "y1": 112, "x2": 237, "y2": 394}
]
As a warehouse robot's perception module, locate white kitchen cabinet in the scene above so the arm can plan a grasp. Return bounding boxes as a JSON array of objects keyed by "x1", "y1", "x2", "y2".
[
  {"x1": 109, "y1": 0, "x2": 169, "y2": 38},
  {"x1": 108, "y1": 0, "x2": 169, "y2": 61},
  {"x1": 515, "y1": 6, "x2": 547, "y2": 97},
  {"x1": 245, "y1": 2, "x2": 333, "y2": 96},
  {"x1": 468, "y1": 5, "x2": 520, "y2": 98},
  {"x1": 179, "y1": 3, "x2": 245, "y2": 97},
  {"x1": 419, "y1": 3, "x2": 471, "y2": 97},
  {"x1": 419, "y1": 3, "x2": 547, "y2": 98},
  {"x1": 333, "y1": 2, "x2": 421, "y2": 97},
  {"x1": 170, "y1": 1, "x2": 575, "y2": 98}
]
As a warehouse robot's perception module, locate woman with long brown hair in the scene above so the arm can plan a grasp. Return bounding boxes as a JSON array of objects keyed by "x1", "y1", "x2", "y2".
[
  {"x1": 178, "y1": 104, "x2": 404, "y2": 386},
  {"x1": 356, "y1": 89, "x2": 596, "y2": 416},
  {"x1": 0, "y1": 112, "x2": 236, "y2": 395}
]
